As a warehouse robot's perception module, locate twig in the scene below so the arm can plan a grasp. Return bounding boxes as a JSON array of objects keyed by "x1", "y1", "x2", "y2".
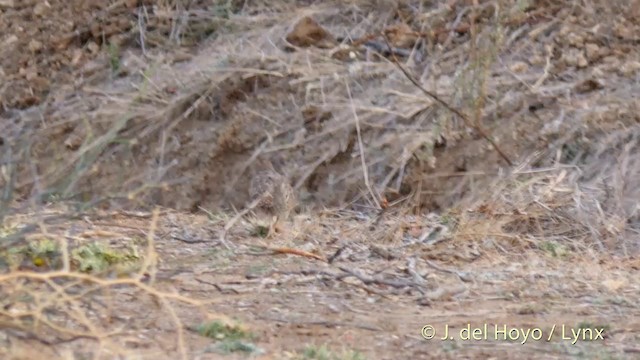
[
  {"x1": 252, "y1": 244, "x2": 327, "y2": 262},
  {"x1": 406, "y1": 257, "x2": 428, "y2": 286},
  {"x1": 218, "y1": 192, "x2": 275, "y2": 250},
  {"x1": 425, "y1": 260, "x2": 473, "y2": 282},
  {"x1": 327, "y1": 245, "x2": 347, "y2": 264},
  {"x1": 137, "y1": 6, "x2": 147, "y2": 56},
  {"x1": 361, "y1": 40, "x2": 413, "y2": 58},
  {"x1": 345, "y1": 80, "x2": 382, "y2": 209},
  {"x1": 171, "y1": 235, "x2": 208, "y2": 244}
]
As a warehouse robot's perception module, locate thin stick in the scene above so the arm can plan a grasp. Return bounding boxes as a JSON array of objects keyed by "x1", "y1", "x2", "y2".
[
  {"x1": 345, "y1": 80, "x2": 382, "y2": 209},
  {"x1": 218, "y1": 196, "x2": 267, "y2": 251}
]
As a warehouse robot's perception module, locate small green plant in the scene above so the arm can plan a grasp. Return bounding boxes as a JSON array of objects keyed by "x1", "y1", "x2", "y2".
[
  {"x1": 440, "y1": 213, "x2": 457, "y2": 227},
  {"x1": 1, "y1": 238, "x2": 61, "y2": 270},
  {"x1": 108, "y1": 42, "x2": 121, "y2": 74},
  {"x1": 211, "y1": 0, "x2": 235, "y2": 19},
  {"x1": 0, "y1": 224, "x2": 17, "y2": 238},
  {"x1": 39, "y1": 190, "x2": 65, "y2": 204},
  {"x1": 213, "y1": 339, "x2": 261, "y2": 354},
  {"x1": 299, "y1": 345, "x2": 365, "y2": 360},
  {"x1": 577, "y1": 322, "x2": 611, "y2": 340},
  {"x1": 197, "y1": 320, "x2": 252, "y2": 341},
  {"x1": 71, "y1": 242, "x2": 139, "y2": 274},
  {"x1": 28, "y1": 238, "x2": 59, "y2": 266},
  {"x1": 539, "y1": 241, "x2": 568, "y2": 258},
  {"x1": 560, "y1": 141, "x2": 589, "y2": 164},
  {"x1": 252, "y1": 224, "x2": 270, "y2": 238},
  {"x1": 198, "y1": 320, "x2": 260, "y2": 354}
]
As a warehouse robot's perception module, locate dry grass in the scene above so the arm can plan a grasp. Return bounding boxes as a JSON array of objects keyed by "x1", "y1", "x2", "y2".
[
  {"x1": 1, "y1": 0, "x2": 640, "y2": 358},
  {"x1": 0, "y1": 208, "x2": 247, "y2": 359}
]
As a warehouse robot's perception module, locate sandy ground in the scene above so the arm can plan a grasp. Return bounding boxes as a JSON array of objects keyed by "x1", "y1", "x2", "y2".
[{"x1": 1, "y1": 208, "x2": 639, "y2": 359}]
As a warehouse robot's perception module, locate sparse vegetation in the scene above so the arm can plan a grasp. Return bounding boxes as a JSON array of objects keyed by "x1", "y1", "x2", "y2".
[
  {"x1": 0, "y1": 237, "x2": 140, "y2": 274},
  {"x1": 197, "y1": 320, "x2": 261, "y2": 354},
  {"x1": 539, "y1": 240, "x2": 569, "y2": 258},
  {"x1": 299, "y1": 345, "x2": 365, "y2": 360},
  {"x1": 16, "y1": 238, "x2": 60, "y2": 269},
  {"x1": 71, "y1": 242, "x2": 140, "y2": 274},
  {"x1": 196, "y1": 320, "x2": 252, "y2": 341},
  {"x1": 252, "y1": 224, "x2": 270, "y2": 238},
  {"x1": 107, "y1": 42, "x2": 121, "y2": 74},
  {"x1": 212, "y1": 339, "x2": 262, "y2": 354}
]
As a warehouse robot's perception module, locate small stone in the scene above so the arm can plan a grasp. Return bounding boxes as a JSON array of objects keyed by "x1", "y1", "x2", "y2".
[
  {"x1": 71, "y1": 48, "x2": 83, "y2": 65},
  {"x1": 33, "y1": 2, "x2": 49, "y2": 16},
  {"x1": 0, "y1": 0, "x2": 14, "y2": 9},
  {"x1": 619, "y1": 61, "x2": 640, "y2": 76},
  {"x1": 574, "y1": 79, "x2": 603, "y2": 94},
  {"x1": 602, "y1": 55, "x2": 620, "y2": 70},
  {"x1": 577, "y1": 53, "x2": 588, "y2": 68},
  {"x1": 562, "y1": 48, "x2": 587, "y2": 68},
  {"x1": 566, "y1": 32, "x2": 584, "y2": 47},
  {"x1": 584, "y1": 43, "x2": 600, "y2": 62},
  {"x1": 613, "y1": 23, "x2": 633, "y2": 40},
  {"x1": 285, "y1": 16, "x2": 336, "y2": 49},
  {"x1": 384, "y1": 23, "x2": 418, "y2": 48},
  {"x1": 28, "y1": 39, "x2": 43, "y2": 52},
  {"x1": 87, "y1": 41, "x2": 100, "y2": 54},
  {"x1": 529, "y1": 54, "x2": 545, "y2": 66},
  {"x1": 591, "y1": 66, "x2": 604, "y2": 78},
  {"x1": 558, "y1": 24, "x2": 572, "y2": 37},
  {"x1": 29, "y1": 75, "x2": 49, "y2": 89},
  {"x1": 510, "y1": 61, "x2": 528, "y2": 73},
  {"x1": 25, "y1": 69, "x2": 38, "y2": 81},
  {"x1": 3, "y1": 34, "x2": 18, "y2": 47}
]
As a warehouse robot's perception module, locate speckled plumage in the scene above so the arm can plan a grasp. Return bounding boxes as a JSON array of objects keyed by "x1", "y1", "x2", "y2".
[{"x1": 248, "y1": 159, "x2": 296, "y2": 235}]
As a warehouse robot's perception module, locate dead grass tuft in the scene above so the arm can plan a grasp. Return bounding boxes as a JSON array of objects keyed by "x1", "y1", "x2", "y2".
[{"x1": 0, "y1": 208, "x2": 241, "y2": 359}]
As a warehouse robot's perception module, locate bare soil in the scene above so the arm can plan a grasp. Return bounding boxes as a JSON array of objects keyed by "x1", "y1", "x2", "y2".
[
  {"x1": 1, "y1": 208, "x2": 639, "y2": 359},
  {"x1": 1, "y1": 0, "x2": 640, "y2": 359}
]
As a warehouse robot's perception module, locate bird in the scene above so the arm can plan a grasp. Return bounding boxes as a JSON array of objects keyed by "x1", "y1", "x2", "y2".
[{"x1": 247, "y1": 157, "x2": 296, "y2": 237}]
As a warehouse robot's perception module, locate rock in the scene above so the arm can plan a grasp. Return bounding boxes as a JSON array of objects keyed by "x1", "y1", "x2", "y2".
[
  {"x1": 0, "y1": 0, "x2": 14, "y2": 9},
  {"x1": 285, "y1": 16, "x2": 336, "y2": 49},
  {"x1": 574, "y1": 79, "x2": 604, "y2": 94},
  {"x1": 584, "y1": 43, "x2": 601, "y2": 62},
  {"x1": 510, "y1": 61, "x2": 528, "y2": 73},
  {"x1": 566, "y1": 32, "x2": 584, "y2": 47},
  {"x1": 562, "y1": 48, "x2": 588, "y2": 68},
  {"x1": 384, "y1": 23, "x2": 419, "y2": 49},
  {"x1": 619, "y1": 61, "x2": 640, "y2": 76},
  {"x1": 28, "y1": 39, "x2": 43, "y2": 52},
  {"x1": 87, "y1": 41, "x2": 100, "y2": 54},
  {"x1": 33, "y1": 2, "x2": 49, "y2": 16}
]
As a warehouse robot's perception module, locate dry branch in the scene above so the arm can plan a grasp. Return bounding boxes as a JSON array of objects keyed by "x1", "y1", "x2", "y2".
[{"x1": 381, "y1": 34, "x2": 514, "y2": 166}]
